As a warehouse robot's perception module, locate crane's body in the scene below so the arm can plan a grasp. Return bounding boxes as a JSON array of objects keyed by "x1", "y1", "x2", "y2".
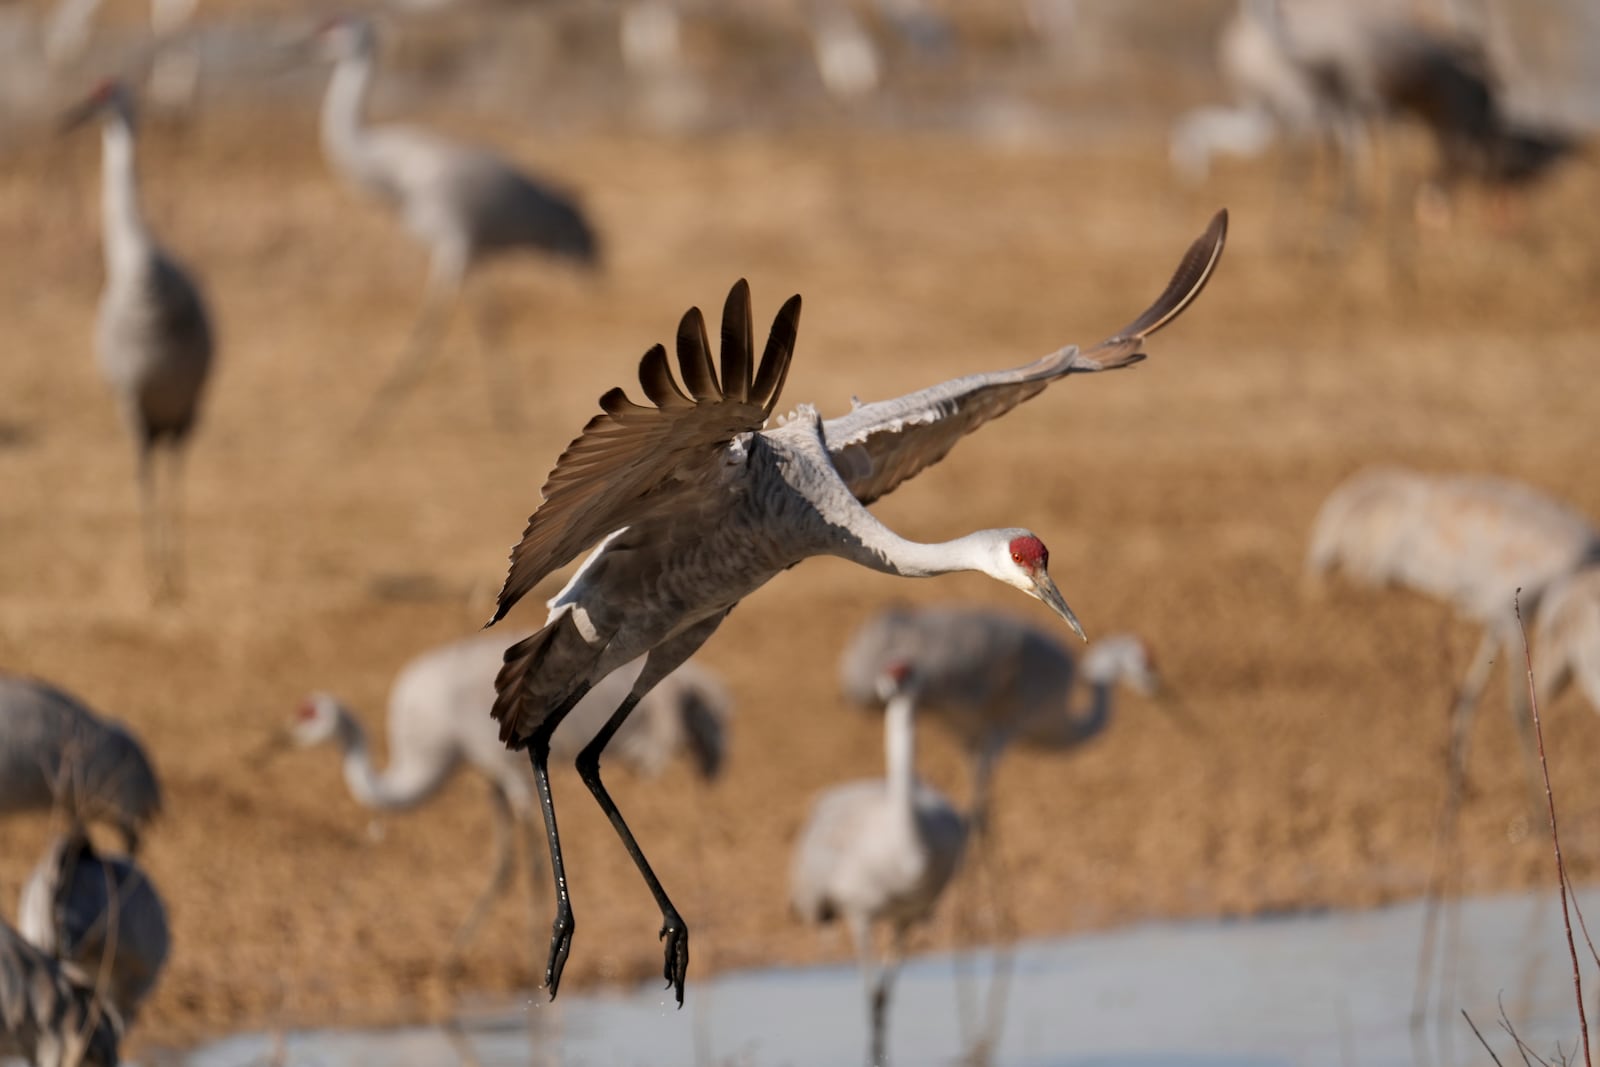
[
  {"x1": 67, "y1": 79, "x2": 214, "y2": 598},
  {"x1": 294, "y1": 634, "x2": 729, "y2": 961},
  {"x1": 1308, "y1": 466, "x2": 1599, "y2": 626},
  {"x1": 1308, "y1": 465, "x2": 1600, "y2": 802},
  {"x1": 483, "y1": 213, "x2": 1226, "y2": 1003},
  {"x1": 791, "y1": 662, "x2": 965, "y2": 1067},
  {"x1": 317, "y1": 16, "x2": 599, "y2": 426},
  {"x1": 18, "y1": 834, "x2": 170, "y2": 1026},
  {"x1": 0, "y1": 674, "x2": 162, "y2": 853},
  {"x1": 0, "y1": 919, "x2": 120, "y2": 1067},
  {"x1": 1531, "y1": 568, "x2": 1600, "y2": 718}
]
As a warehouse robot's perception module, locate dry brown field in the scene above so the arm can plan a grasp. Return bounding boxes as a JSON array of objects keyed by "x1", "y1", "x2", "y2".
[{"x1": 2, "y1": 30, "x2": 1600, "y2": 1053}]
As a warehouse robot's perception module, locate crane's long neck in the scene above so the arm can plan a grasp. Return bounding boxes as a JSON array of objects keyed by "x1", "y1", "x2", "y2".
[
  {"x1": 99, "y1": 115, "x2": 150, "y2": 275},
  {"x1": 327, "y1": 705, "x2": 440, "y2": 812},
  {"x1": 884, "y1": 691, "x2": 917, "y2": 818},
  {"x1": 1027, "y1": 668, "x2": 1117, "y2": 748},
  {"x1": 321, "y1": 46, "x2": 375, "y2": 172},
  {"x1": 829, "y1": 517, "x2": 999, "y2": 581}
]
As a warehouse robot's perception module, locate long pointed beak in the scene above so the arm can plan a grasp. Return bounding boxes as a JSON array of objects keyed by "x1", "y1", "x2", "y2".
[{"x1": 1032, "y1": 572, "x2": 1086, "y2": 642}]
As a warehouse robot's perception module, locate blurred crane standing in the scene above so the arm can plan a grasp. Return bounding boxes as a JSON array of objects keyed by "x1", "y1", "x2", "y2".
[
  {"x1": 839, "y1": 607, "x2": 1163, "y2": 1055},
  {"x1": 0, "y1": 919, "x2": 120, "y2": 1067},
  {"x1": 314, "y1": 15, "x2": 600, "y2": 429},
  {"x1": 63, "y1": 79, "x2": 215, "y2": 600},
  {"x1": 0, "y1": 674, "x2": 162, "y2": 854},
  {"x1": 791, "y1": 660, "x2": 965, "y2": 1067},
  {"x1": 482, "y1": 212, "x2": 1225, "y2": 1004},
  {"x1": 292, "y1": 632, "x2": 729, "y2": 966},
  {"x1": 18, "y1": 833, "x2": 170, "y2": 1027}
]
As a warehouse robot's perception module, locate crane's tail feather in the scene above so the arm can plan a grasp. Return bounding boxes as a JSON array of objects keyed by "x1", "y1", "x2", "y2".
[
  {"x1": 1082, "y1": 208, "x2": 1228, "y2": 368},
  {"x1": 493, "y1": 612, "x2": 604, "y2": 748}
]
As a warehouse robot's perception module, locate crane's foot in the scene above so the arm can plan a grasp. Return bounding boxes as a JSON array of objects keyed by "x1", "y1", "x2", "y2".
[
  {"x1": 659, "y1": 909, "x2": 689, "y2": 1007},
  {"x1": 544, "y1": 903, "x2": 574, "y2": 1000}
]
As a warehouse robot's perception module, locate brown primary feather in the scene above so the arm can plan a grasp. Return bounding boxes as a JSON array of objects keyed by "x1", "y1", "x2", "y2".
[
  {"x1": 488, "y1": 280, "x2": 803, "y2": 626},
  {"x1": 1082, "y1": 207, "x2": 1230, "y2": 364}
]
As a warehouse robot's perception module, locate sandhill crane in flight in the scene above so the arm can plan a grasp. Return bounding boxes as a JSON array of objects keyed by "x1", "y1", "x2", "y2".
[
  {"x1": 482, "y1": 210, "x2": 1226, "y2": 1003},
  {"x1": 839, "y1": 607, "x2": 1162, "y2": 1054},
  {"x1": 314, "y1": 15, "x2": 600, "y2": 429},
  {"x1": 18, "y1": 833, "x2": 170, "y2": 1027},
  {"x1": 791, "y1": 660, "x2": 965, "y2": 1067},
  {"x1": 0, "y1": 674, "x2": 162, "y2": 854},
  {"x1": 291, "y1": 633, "x2": 730, "y2": 964},
  {"x1": 62, "y1": 79, "x2": 215, "y2": 600},
  {"x1": 1307, "y1": 465, "x2": 1600, "y2": 794},
  {"x1": 0, "y1": 918, "x2": 121, "y2": 1067}
]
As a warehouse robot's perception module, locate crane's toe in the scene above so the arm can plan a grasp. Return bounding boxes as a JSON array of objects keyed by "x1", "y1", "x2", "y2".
[
  {"x1": 659, "y1": 911, "x2": 689, "y2": 1007},
  {"x1": 544, "y1": 904, "x2": 575, "y2": 1000}
]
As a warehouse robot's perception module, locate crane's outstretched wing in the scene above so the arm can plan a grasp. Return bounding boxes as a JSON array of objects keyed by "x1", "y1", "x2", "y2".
[
  {"x1": 488, "y1": 280, "x2": 802, "y2": 624},
  {"x1": 823, "y1": 210, "x2": 1227, "y2": 506}
]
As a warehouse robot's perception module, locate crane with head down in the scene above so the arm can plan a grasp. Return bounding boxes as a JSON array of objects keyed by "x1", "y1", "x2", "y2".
[{"x1": 480, "y1": 210, "x2": 1227, "y2": 1004}]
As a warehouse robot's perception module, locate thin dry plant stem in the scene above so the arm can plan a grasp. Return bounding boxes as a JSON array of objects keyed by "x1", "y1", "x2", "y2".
[
  {"x1": 1560, "y1": 865, "x2": 1600, "y2": 974},
  {"x1": 1465, "y1": 1009, "x2": 1508, "y2": 1067},
  {"x1": 1514, "y1": 590, "x2": 1591, "y2": 1067}
]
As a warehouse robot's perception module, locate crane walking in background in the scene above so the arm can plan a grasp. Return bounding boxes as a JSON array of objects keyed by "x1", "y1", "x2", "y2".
[
  {"x1": 0, "y1": 918, "x2": 121, "y2": 1067},
  {"x1": 483, "y1": 211, "x2": 1226, "y2": 1004},
  {"x1": 314, "y1": 15, "x2": 601, "y2": 430},
  {"x1": 292, "y1": 633, "x2": 730, "y2": 967},
  {"x1": 0, "y1": 674, "x2": 163, "y2": 855},
  {"x1": 18, "y1": 832, "x2": 170, "y2": 1028},
  {"x1": 791, "y1": 660, "x2": 966, "y2": 1067},
  {"x1": 839, "y1": 607, "x2": 1164, "y2": 1057},
  {"x1": 63, "y1": 79, "x2": 215, "y2": 601}
]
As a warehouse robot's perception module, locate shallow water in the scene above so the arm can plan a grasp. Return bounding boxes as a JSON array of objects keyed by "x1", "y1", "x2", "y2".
[{"x1": 174, "y1": 888, "x2": 1600, "y2": 1067}]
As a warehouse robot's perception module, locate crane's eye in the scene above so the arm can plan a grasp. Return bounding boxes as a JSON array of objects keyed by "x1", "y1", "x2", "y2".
[{"x1": 1011, "y1": 552, "x2": 1023, "y2": 564}]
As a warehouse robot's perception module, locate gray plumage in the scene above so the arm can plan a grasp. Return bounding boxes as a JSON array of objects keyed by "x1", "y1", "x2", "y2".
[
  {"x1": 483, "y1": 212, "x2": 1226, "y2": 1003},
  {"x1": 316, "y1": 15, "x2": 599, "y2": 425},
  {"x1": 839, "y1": 608, "x2": 1161, "y2": 821},
  {"x1": 17, "y1": 834, "x2": 169, "y2": 1027},
  {"x1": 1235, "y1": 2, "x2": 1579, "y2": 197},
  {"x1": 1531, "y1": 567, "x2": 1600, "y2": 718},
  {"x1": 791, "y1": 662, "x2": 965, "y2": 1067},
  {"x1": 293, "y1": 633, "x2": 730, "y2": 964},
  {"x1": 0, "y1": 920, "x2": 120, "y2": 1067},
  {"x1": 64, "y1": 79, "x2": 214, "y2": 600},
  {"x1": 1308, "y1": 465, "x2": 1600, "y2": 803},
  {"x1": 0, "y1": 675, "x2": 162, "y2": 854}
]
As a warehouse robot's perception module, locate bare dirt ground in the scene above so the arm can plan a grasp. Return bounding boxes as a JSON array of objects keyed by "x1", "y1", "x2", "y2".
[{"x1": 3, "y1": 91, "x2": 1600, "y2": 1054}]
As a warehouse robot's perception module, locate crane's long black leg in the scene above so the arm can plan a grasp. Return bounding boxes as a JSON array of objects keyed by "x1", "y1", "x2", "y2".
[
  {"x1": 575, "y1": 693, "x2": 690, "y2": 1005},
  {"x1": 525, "y1": 682, "x2": 593, "y2": 999}
]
